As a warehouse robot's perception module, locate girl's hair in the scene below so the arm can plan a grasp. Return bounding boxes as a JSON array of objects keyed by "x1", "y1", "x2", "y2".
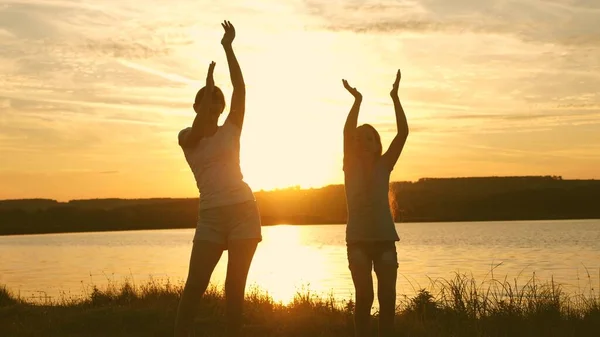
[
  {"x1": 388, "y1": 185, "x2": 398, "y2": 222},
  {"x1": 195, "y1": 86, "x2": 226, "y2": 107}
]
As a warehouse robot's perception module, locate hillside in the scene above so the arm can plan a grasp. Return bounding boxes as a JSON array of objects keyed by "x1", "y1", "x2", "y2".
[{"x1": 1, "y1": 176, "x2": 599, "y2": 235}]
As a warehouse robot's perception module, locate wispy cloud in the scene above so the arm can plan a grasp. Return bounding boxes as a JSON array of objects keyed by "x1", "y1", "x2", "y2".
[
  {"x1": 0, "y1": 98, "x2": 10, "y2": 109},
  {"x1": 305, "y1": 0, "x2": 600, "y2": 47},
  {"x1": 117, "y1": 60, "x2": 196, "y2": 85},
  {"x1": 1, "y1": 0, "x2": 599, "y2": 199}
]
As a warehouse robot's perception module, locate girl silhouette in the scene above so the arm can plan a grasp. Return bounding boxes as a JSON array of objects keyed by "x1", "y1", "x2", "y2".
[
  {"x1": 174, "y1": 21, "x2": 260, "y2": 337},
  {"x1": 341, "y1": 70, "x2": 409, "y2": 337}
]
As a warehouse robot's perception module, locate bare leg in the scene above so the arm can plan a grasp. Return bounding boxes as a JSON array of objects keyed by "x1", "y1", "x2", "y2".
[
  {"x1": 174, "y1": 241, "x2": 224, "y2": 337},
  {"x1": 349, "y1": 253, "x2": 375, "y2": 337},
  {"x1": 374, "y1": 249, "x2": 398, "y2": 337},
  {"x1": 224, "y1": 239, "x2": 259, "y2": 337}
]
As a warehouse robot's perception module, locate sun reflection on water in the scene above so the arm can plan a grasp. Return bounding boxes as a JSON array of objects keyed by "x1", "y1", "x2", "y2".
[{"x1": 246, "y1": 225, "x2": 334, "y2": 304}]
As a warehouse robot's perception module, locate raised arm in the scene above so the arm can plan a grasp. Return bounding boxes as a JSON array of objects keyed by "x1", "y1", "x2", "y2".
[
  {"x1": 179, "y1": 62, "x2": 216, "y2": 148},
  {"x1": 382, "y1": 69, "x2": 409, "y2": 170},
  {"x1": 342, "y1": 79, "x2": 362, "y2": 157},
  {"x1": 221, "y1": 20, "x2": 246, "y2": 129}
]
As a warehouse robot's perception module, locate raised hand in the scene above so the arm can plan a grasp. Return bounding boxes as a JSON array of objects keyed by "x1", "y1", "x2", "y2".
[
  {"x1": 381, "y1": 68, "x2": 408, "y2": 169},
  {"x1": 221, "y1": 20, "x2": 236, "y2": 47},
  {"x1": 206, "y1": 61, "x2": 216, "y2": 88},
  {"x1": 390, "y1": 69, "x2": 401, "y2": 98},
  {"x1": 342, "y1": 79, "x2": 362, "y2": 100}
]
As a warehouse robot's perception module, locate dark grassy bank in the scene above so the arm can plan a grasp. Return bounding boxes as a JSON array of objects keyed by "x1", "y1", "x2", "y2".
[
  {"x1": 2, "y1": 273, "x2": 599, "y2": 337},
  {"x1": 1, "y1": 176, "x2": 599, "y2": 236}
]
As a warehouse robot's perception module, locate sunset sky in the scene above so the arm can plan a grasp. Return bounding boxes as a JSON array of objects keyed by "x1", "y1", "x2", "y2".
[{"x1": 1, "y1": 0, "x2": 599, "y2": 201}]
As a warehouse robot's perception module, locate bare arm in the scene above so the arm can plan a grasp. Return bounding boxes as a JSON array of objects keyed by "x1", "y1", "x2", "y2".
[
  {"x1": 179, "y1": 62, "x2": 216, "y2": 148},
  {"x1": 221, "y1": 21, "x2": 246, "y2": 129},
  {"x1": 382, "y1": 69, "x2": 409, "y2": 170},
  {"x1": 342, "y1": 79, "x2": 362, "y2": 157}
]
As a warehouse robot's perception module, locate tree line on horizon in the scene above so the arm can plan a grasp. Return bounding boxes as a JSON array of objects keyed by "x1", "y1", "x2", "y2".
[{"x1": 0, "y1": 176, "x2": 599, "y2": 236}]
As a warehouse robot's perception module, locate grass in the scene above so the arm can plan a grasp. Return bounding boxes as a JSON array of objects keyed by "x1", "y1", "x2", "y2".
[{"x1": 1, "y1": 273, "x2": 599, "y2": 337}]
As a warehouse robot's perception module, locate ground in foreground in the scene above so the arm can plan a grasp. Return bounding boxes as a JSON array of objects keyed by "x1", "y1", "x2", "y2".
[{"x1": 1, "y1": 274, "x2": 599, "y2": 337}]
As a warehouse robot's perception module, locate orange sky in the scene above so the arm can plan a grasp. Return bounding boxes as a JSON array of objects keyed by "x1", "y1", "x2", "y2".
[{"x1": 1, "y1": 0, "x2": 599, "y2": 201}]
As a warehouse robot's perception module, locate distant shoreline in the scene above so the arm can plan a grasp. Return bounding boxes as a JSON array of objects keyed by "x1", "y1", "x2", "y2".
[
  {"x1": 1, "y1": 218, "x2": 599, "y2": 238},
  {"x1": 2, "y1": 176, "x2": 599, "y2": 237}
]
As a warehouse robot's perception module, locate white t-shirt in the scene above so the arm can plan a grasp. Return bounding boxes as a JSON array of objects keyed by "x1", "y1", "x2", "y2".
[{"x1": 179, "y1": 121, "x2": 255, "y2": 210}]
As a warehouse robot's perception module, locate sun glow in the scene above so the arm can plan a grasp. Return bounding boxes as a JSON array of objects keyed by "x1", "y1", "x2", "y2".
[{"x1": 238, "y1": 92, "x2": 345, "y2": 191}]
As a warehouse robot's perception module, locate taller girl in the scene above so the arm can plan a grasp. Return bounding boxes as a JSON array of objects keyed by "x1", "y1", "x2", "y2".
[{"x1": 174, "y1": 21, "x2": 261, "y2": 337}]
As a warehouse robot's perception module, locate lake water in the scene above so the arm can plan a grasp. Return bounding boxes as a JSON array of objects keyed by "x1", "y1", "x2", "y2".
[{"x1": 1, "y1": 220, "x2": 599, "y2": 307}]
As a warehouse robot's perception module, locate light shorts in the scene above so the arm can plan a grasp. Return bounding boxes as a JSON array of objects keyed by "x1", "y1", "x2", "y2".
[{"x1": 193, "y1": 200, "x2": 262, "y2": 249}]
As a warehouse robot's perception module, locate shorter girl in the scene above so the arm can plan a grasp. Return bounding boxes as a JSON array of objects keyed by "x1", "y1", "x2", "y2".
[{"x1": 341, "y1": 70, "x2": 409, "y2": 337}]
